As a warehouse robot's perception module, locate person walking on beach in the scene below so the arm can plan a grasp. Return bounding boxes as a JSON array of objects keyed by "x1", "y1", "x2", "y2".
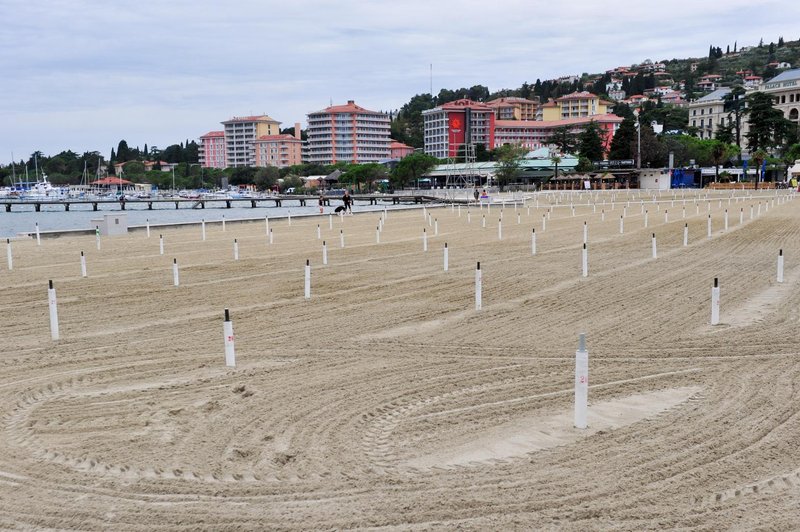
[
  {"x1": 342, "y1": 190, "x2": 352, "y2": 214},
  {"x1": 318, "y1": 193, "x2": 325, "y2": 214},
  {"x1": 473, "y1": 186, "x2": 479, "y2": 203}
]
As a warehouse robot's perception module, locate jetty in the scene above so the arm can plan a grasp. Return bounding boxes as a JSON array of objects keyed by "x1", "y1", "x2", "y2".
[{"x1": 0, "y1": 193, "x2": 461, "y2": 212}]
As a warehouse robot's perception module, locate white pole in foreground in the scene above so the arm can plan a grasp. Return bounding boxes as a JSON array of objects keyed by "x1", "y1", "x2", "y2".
[
  {"x1": 146, "y1": 219, "x2": 150, "y2": 238},
  {"x1": 322, "y1": 241, "x2": 328, "y2": 265},
  {"x1": 6, "y1": 239, "x2": 12, "y2": 270},
  {"x1": 443, "y1": 242, "x2": 449, "y2": 271},
  {"x1": 475, "y1": 262, "x2": 482, "y2": 310},
  {"x1": 583, "y1": 221, "x2": 588, "y2": 244},
  {"x1": 269, "y1": 228, "x2": 274, "y2": 245},
  {"x1": 317, "y1": 224, "x2": 321, "y2": 240},
  {"x1": 329, "y1": 214, "x2": 333, "y2": 230},
  {"x1": 683, "y1": 223, "x2": 688, "y2": 247},
  {"x1": 48, "y1": 280, "x2": 59, "y2": 341},
  {"x1": 435, "y1": 218, "x2": 438, "y2": 236},
  {"x1": 159, "y1": 234, "x2": 164, "y2": 255},
  {"x1": 498, "y1": 219, "x2": 502, "y2": 240},
  {"x1": 201, "y1": 219, "x2": 206, "y2": 241},
  {"x1": 574, "y1": 333, "x2": 588, "y2": 429},
  {"x1": 173, "y1": 258, "x2": 179, "y2": 286},
  {"x1": 265, "y1": 216, "x2": 270, "y2": 235},
  {"x1": 707, "y1": 215, "x2": 712, "y2": 238},
  {"x1": 376, "y1": 226, "x2": 380, "y2": 244},
  {"x1": 651, "y1": 233, "x2": 657, "y2": 259},
  {"x1": 777, "y1": 249, "x2": 784, "y2": 283},
  {"x1": 95, "y1": 226, "x2": 101, "y2": 250},
  {"x1": 80, "y1": 251, "x2": 87, "y2": 277},
  {"x1": 234, "y1": 239, "x2": 239, "y2": 260},
  {"x1": 423, "y1": 228, "x2": 428, "y2": 252},
  {"x1": 222, "y1": 215, "x2": 226, "y2": 232},
  {"x1": 619, "y1": 215, "x2": 624, "y2": 234},
  {"x1": 35, "y1": 223, "x2": 41, "y2": 246},
  {"x1": 339, "y1": 229, "x2": 344, "y2": 248},
  {"x1": 223, "y1": 308, "x2": 235, "y2": 367},
  {"x1": 711, "y1": 277, "x2": 720, "y2": 325},
  {"x1": 304, "y1": 260, "x2": 311, "y2": 299},
  {"x1": 724, "y1": 210, "x2": 728, "y2": 231},
  {"x1": 531, "y1": 228, "x2": 537, "y2": 255},
  {"x1": 582, "y1": 243, "x2": 588, "y2": 277}
]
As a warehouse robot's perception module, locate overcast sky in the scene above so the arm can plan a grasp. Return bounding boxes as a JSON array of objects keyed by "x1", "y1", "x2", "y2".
[{"x1": 2, "y1": 0, "x2": 798, "y2": 162}]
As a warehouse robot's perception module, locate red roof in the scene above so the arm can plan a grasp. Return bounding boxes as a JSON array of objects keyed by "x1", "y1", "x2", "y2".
[
  {"x1": 486, "y1": 97, "x2": 538, "y2": 106},
  {"x1": 556, "y1": 91, "x2": 598, "y2": 101},
  {"x1": 495, "y1": 115, "x2": 623, "y2": 129},
  {"x1": 221, "y1": 115, "x2": 279, "y2": 123},
  {"x1": 91, "y1": 177, "x2": 133, "y2": 185},
  {"x1": 200, "y1": 130, "x2": 224, "y2": 138},
  {"x1": 254, "y1": 134, "x2": 302, "y2": 142},
  {"x1": 390, "y1": 140, "x2": 413, "y2": 149},
  {"x1": 437, "y1": 98, "x2": 494, "y2": 111},
  {"x1": 311, "y1": 100, "x2": 384, "y2": 115}
]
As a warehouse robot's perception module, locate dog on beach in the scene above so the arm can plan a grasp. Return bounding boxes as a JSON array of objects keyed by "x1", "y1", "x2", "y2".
[{"x1": 334, "y1": 205, "x2": 346, "y2": 213}]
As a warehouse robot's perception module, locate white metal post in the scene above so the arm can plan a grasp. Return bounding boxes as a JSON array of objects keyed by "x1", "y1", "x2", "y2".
[
  {"x1": 582, "y1": 243, "x2": 588, "y2": 277},
  {"x1": 475, "y1": 262, "x2": 482, "y2": 310},
  {"x1": 223, "y1": 308, "x2": 235, "y2": 367},
  {"x1": 48, "y1": 280, "x2": 59, "y2": 341},
  {"x1": 711, "y1": 277, "x2": 720, "y2": 325},
  {"x1": 80, "y1": 251, "x2": 87, "y2": 277},
  {"x1": 304, "y1": 260, "x2": 311, "y2": 299},
  {"x1": 574, "y1": 333, "x2": 588, "y2": 429}
]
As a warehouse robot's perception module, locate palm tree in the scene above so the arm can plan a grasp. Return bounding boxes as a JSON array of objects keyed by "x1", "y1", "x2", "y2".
[{"x1": 550, "y1": 154, "x2": 562, "y2": 180}]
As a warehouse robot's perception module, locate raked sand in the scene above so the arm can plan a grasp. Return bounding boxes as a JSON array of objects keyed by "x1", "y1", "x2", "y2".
[{"x1": 1, "y1": 190, "x2": 799, "y2": 530}]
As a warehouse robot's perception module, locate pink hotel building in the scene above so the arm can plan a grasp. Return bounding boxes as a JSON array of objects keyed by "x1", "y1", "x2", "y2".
[{"x1": 198, "y1": 131, "x2": 226, "y2": 168}]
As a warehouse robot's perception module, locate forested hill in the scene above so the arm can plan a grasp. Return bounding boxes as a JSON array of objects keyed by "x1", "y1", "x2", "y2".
[{"x1": 390, "y1": 36, "x2": 800, "y2": 148}]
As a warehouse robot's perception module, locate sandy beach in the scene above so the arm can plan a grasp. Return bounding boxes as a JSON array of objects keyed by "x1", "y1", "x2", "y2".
[{"x1": 1, "y1": 189, "x2": 798, "y2": 530}]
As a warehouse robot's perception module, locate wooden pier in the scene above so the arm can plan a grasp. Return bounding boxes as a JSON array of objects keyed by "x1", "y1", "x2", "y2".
[{"x1": 0, "y1": 194, "x2": 456, "y2": 212}]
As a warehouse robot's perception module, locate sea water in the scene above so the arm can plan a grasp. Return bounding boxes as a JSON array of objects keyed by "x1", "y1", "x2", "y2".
[{"x1": 0, "y1": 200, "x2": 412, "y2": 238}]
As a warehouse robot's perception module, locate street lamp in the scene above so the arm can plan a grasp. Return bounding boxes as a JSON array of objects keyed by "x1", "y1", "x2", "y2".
[{"x1": 634, "y1": 108, "x2": 642, "y2": 170}]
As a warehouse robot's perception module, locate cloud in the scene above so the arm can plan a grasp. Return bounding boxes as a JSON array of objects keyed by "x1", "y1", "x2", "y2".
[{"x1": 2, "y1": 0, "x2": 799, "y2": 159}]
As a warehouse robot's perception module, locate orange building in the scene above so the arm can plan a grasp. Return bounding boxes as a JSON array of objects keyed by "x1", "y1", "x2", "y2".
[
  {"x1": 389, "y1": 140, "x2": 415, "y2": 159},
  {"x1": 253, "y1": 123, "x2": 303, "y2": 168}
]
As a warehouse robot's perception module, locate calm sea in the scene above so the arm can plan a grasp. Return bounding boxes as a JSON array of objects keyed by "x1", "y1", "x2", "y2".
[{"x1": 0, "y1": 199, "x2": 421, "y2": 238}]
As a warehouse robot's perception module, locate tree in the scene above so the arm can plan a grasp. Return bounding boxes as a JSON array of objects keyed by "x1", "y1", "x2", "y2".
[
  {"x1": 749, "y1": 149, "x2": 768, "y2": 190},
  {"x1": 550, "y1": 154, "x2": 562, "y2": 180},
  {"x1": 745, "y1": 91, "x2": 794, "y2": 152},
  {"x1": 546, "y1": 126, "x2": 578, "y2": 154},
  {"x1": 577, "y1": 121, "x2": 605, "y2": 162},
  {"x1": 391, "y1": 152, "x2": 439, "y2": 189},
  {"x1": 722, "y1": 86, "x2": 747, "y2": 153},
  {"x1": 116, "y1": 140, "x2": 132, "y2": 163},
  {"x1": 608, "y1": 117, "x2": 637, "y2": 161},
  {"x1": 493, "y1": 144, "x2": 527, "y2": 191},
  {"x1": 779, "y1": 143, "x2": 800, "y2": 180},
  {"x1": 253, "y1": 166, "x2": 280, "y2": 191},
  {"x1": 709, "y1": 140, "x2": 739, "y2": 182},
  {"x1": 340, "y1": 163, "x2": 387, "y2": 192}
]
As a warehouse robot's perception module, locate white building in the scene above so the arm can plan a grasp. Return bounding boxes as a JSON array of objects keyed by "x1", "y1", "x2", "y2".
[
  {"x1": 221, "y1": 115, "x2": 282, "y2": 167},
  {"x1": 305, "y1": 100, "x2": 391, "y2": 165}
]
